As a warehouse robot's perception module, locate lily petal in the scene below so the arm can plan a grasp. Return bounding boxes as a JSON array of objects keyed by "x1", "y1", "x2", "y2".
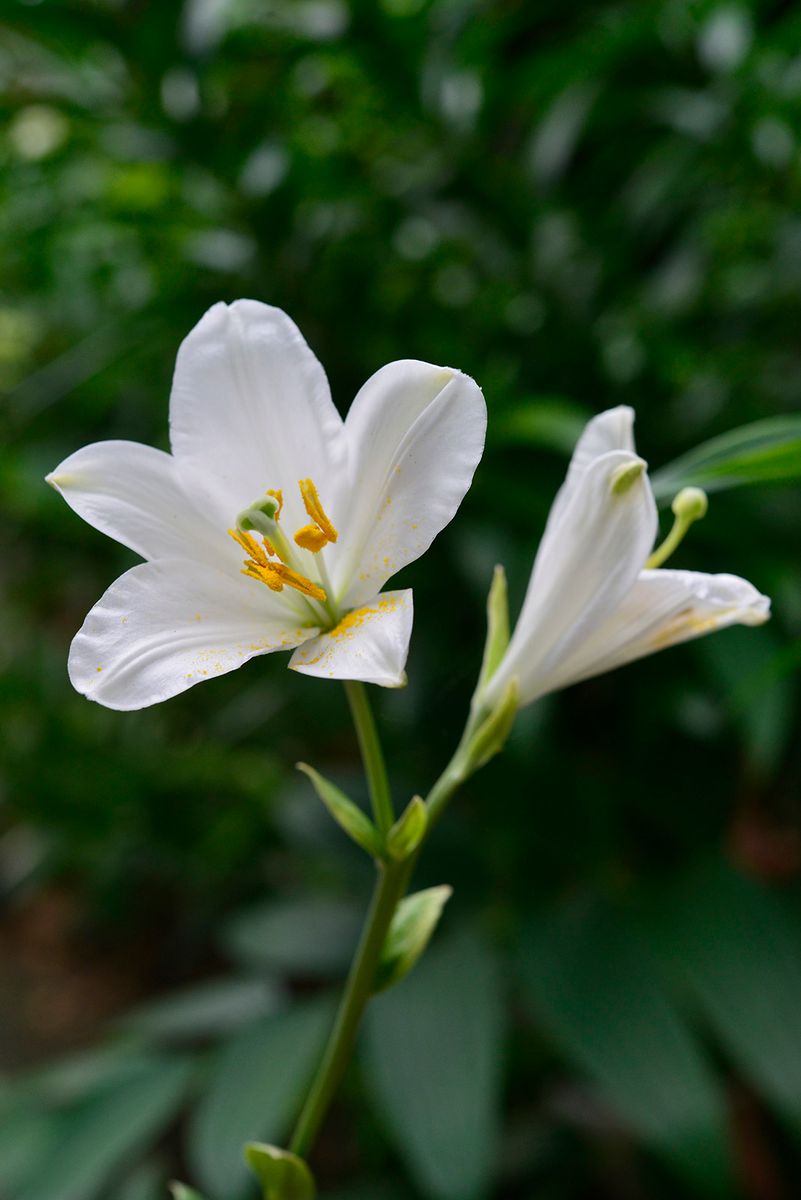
[
  {"x1": 546, "y1": 405, "x2": 635, "y2": 534},
  {"x1": 169, "y1": 300, "x2": 347, "y2": 533},
  {"x1": 46, "y1": 441, "x2": 227, "y2": 565},
  {"x1": 331, "y1": 361, "x2": 486, "y2": 608},
  {"x1": 486, "y1": 449, "x2": 657, "y2": 706},
  {"x1": 548, "y1": 568, "x2": 771, "y2": 692},
  {"x1": 69, "y1": 559, "x2": 317, "y2": 710},
  {"x1": 289, "y1": 590, "x2": 413, "y2": 688}
]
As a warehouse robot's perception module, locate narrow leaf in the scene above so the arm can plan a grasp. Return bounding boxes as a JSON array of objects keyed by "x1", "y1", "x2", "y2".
[
  {"x1": 475, "y1": 564, "x2": 510, "y2": 694},
  {"x1": 375, "y1": 885, "x2": 452, "y2": 993},
  {"x1": 187, "y1": 997, "x2": 334, "y2": 1197},
  {"x1": 651, "y1": 415, "x2": 801, "y2": 499},
  {"x1": 519, "y1": 895, "x2": 731, "y2": 1193},
  {"x1": 364, "y1": 928, "x2": 504, "y2": 1200},
  {"x1": 297, "y1": 763, "x2": 383, "y2": 857}
]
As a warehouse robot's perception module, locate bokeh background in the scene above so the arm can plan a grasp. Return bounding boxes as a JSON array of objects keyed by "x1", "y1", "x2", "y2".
[{"x1": 3, "y1": 1, "x2": 801, "y2": 1197}]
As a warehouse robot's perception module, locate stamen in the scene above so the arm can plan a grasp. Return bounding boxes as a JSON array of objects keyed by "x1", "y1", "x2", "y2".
[
  {"x1": 269, "y1": 562, "x2": 327, "y2": 601},
  {"x1": 294, "y1": 523, "x2": 329, "y2": 553},
  {"x1": 229, "y1": 528, "x2": 270, "y2": 568},
  {"x1": 299, "y1": 478, "x2": 338, "y2": 544},
  {"x1": 242, "y1": 564, "x2": 284, "y2": 592}
]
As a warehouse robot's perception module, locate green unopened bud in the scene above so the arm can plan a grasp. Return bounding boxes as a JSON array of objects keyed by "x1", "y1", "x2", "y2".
[
  {"x1": 610, "y1": 458, "x2": 647, "y2": 496},
  {"x1": 245, "y1": 1144, "x2": 316, "y2": 1200},
  {"x1": 475, "y1": 564, "x2": 510, "y2": 696},
  {"x1": 297, "y1": 763, "x2": 383, "y2": 858},
  {"x1": 386, "y1": 796, "x2": 428, "y2": 862},
  {"x1": 671, "y1": 485, "x2": 708, "y2": 522},
  {"x1": 464, "y1": 676, "x2": 520, "y2": 773}
]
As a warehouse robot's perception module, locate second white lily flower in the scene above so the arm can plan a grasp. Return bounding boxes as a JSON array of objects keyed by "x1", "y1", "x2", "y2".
[{"x1": 482, "y1": 407, "x2": 770, "y2": 710}]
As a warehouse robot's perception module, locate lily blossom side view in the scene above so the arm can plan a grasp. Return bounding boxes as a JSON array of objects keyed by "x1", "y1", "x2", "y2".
[
  {"x1": 47, "y1": 300, "x2": 486, "y2": 710},
  {"x1": 480, "y1": 406, "x2": 771, "y2": 712}
]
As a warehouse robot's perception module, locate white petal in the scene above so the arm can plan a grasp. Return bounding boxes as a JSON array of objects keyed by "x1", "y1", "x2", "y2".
[
  {"x1": 546, "y1": 406, "x2": 635, "y2": 534},
  {"x1": 168, "y1": 300, "x2": 347, "y2": 533},
  {"x1": 548, "y1": 568, "x2": 771, "y2": 691},
  {"x1": 47, "y1": 441, "x2": 227, "y2": 565},
  {"x1": 330, "y1": 361, "x2": 486, "y2": 608},
  {"x1": 69, "y1": 559, "x2": 317, "y2": 710},
  {"x1": 486, "y1": 449, "x2": 658, "y2": 707},
  {"x1": 289, "y1": 590, "x2": 413, "y2": 688}
]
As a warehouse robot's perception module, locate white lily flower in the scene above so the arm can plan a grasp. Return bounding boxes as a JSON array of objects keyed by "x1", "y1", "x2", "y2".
[
  {"x1": 482, "y1": 406, "x2": 770, "y2": 710},
  {"x1": 48, "y1": 300, "x2": 486, "y2": 710}
]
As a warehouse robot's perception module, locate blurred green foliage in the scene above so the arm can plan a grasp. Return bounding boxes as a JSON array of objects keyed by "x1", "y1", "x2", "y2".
[{"x1": 2, "y1": 0, "x2": 801, "y2": 1197}]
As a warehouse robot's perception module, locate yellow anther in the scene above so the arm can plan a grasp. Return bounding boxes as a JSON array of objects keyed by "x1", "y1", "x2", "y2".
[
  {"x1": 298, "y1": 478, "x2": 338, "y2": 544},
  {"x1": 229, "y1": 528, "x2": 270, "y2": 568},
  {"x1": 270, "y1": 561, "x2": 327, "y2": 602},
  {"x1": 294, "y1": 523, "x2": 329, "y2": 553},
  {"x1": 266, "y1": 488, "x2": 284, "y2": 519},
  {"x1": 241, "y1": 564, "x2": 283, "y2": 592}
]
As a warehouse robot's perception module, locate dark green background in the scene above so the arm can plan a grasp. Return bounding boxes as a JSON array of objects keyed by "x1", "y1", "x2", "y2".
[{"x1": 2, "y1": 1, "x2": 801, "y2": 1198}]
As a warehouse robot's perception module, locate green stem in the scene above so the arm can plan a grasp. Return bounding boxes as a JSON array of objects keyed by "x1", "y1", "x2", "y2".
[
  {"x1": 288, "y1": 690, "x2": 472, "y2": 1164},
  {"x1": 288, "y1": 858, "x2": 407, "y2": 1159},
  {"x1": 343, "y1": 679, "x2": 395, "y2": 836}
]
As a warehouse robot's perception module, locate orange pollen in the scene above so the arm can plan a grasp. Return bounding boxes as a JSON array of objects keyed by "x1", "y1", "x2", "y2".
[{"x1": 266, "y1": 488, "x2": 284, "y2": 519}]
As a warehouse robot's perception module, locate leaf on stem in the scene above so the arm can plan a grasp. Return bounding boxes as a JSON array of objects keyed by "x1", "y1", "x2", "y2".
[
  {"x1": 245, "y1": 1143, "x2": 316, "y2": 1200},
  {"x1": 375, "y1": 885, "x2": 452, "y2": 993},
  {"x1": 296, "y1": 763, "x2": 383, "y2": 857}
]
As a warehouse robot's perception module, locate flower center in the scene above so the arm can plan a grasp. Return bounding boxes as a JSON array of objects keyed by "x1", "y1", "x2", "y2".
[{"x1": 228, "y1": 478, "x2": 339, "y2": 614}]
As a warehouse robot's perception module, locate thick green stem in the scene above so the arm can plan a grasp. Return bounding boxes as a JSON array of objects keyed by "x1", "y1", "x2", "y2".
[
  {"x1": 343, "y1": 679, "x2": 394, "y2": 836},
  {"x1": 288, "y1": 858, "x2": 407, "y2": 1159}
]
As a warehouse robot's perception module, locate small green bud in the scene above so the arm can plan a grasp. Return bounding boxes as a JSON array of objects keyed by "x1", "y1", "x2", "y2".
[
  {"x1": 297, "y1": 763, "x2": 383, "y2": 858},
  {"x1": 245, "y1": 1144, "x2": 316, "y2": 1200},
  {"x1": 375, "y1": 885, "x2": 453, "y2": 992},
  {"x1": 671, "y1": 485, "x2": 708, "y2": 522},
  {"x1": 463, "y1": 676, "x2": 520, "y2": 773},
  {"x1": 610, "y1": 458, "x2": 646, "y2": 496},
  {"x1": 386, "y1": 796, "x2": 428, "y2": 861}
]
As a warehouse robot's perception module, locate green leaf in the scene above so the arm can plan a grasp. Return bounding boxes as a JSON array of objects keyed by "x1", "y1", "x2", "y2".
[
  {"x1": 364, "y1": 928, "x2": 504, "y2": 1200},
  {"x1": 518, "y1": 895, "x2": 731, "y2": 1193},
  {"x1": 119, "y1": 978, "x2": 281, "y2": 1043},
  {"x1": 651, "y1": 415, "x2": 801, "y2": 500},
  {"x1": 222, "y1": 898, "x2": 362, "y2": 978},
  {"x1": 245, "y1": 1143, "x2": 316, "y2": 1200},
  {"x1": 386, "y1": 796, "x2": 428, "y2": 862},
  {"x1": 463, "y1": 677, "x2": 520, "y2": 773},
  {"x1": 296, "y1": 763, "x2": 383, "y2": 857},
  {"x1": 375, "y1": 885, "x2": 452, "y2": 992},
  {"x1": 17, "y1": 1058, "x2": 193, "y2": 1200},
  {"x1": 0, "y1": 1104, "x2": 57, "y2": 1195},
  {"x1": 641, "y1": 859, "x2": 801, "y2": 1127},
  {"x1": 187, "y1": 997, "x2": 334, "y2": 1198}
]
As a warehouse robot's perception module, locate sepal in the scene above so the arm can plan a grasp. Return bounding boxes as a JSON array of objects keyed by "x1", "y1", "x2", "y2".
[
  {"x1": 245, "y1": 1143, "x2": 316, "y2": 1200},
  {"x1": 375, "y1": 885, "x2": 452, "y2": 992},
  {"x1": 386, "y1": 796, "x2": 428, "y2": 862},
  {"x1": 297, "y1": 763, "x2": 383, "y2": 858}
]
